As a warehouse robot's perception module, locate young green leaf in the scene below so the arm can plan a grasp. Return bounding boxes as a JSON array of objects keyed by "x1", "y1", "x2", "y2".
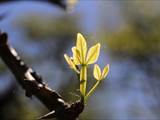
[
  {"x1": 86, "y1": 43, "x2": 100, "y2": 64},
  {"x1": 93, "y1": 64, "x2": 101, "y2": 80},
  {"x1": 72, "y1": 46, "x2": 81, "y2": 65},
  {"x1": 64, "y1": 54, "x2": 79, "y2": 73},
  {"x1": 76, "y1": 33, "x2": 87, "y2": 63},
  {"x1": 101, "y1": 64, "x2": 109, "y2": 79}
]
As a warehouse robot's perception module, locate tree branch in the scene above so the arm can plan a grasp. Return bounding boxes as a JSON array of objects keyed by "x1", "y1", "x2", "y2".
[
  {"x1": 0, "y1": 0, "x2": 66, "y2": 21},
  {"x1": 0, "y1": 31, "x2": 84, "y2": 120},
  {"x1": 0, "y1": 0, "x2": 66, "y2": 9}
]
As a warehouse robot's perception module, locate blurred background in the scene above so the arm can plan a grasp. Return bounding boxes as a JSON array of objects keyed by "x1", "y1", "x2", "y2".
[{"x1": 0, "y1": 0, "x2": 160, "y2": 119}]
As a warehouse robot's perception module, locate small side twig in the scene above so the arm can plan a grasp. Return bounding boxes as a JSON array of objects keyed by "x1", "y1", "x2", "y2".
[{"x1": 0, "y1": 31, "x2": 84, "y2": 120}]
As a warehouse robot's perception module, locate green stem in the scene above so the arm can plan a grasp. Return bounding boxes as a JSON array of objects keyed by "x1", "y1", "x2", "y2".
[
  {"x1": 85, "y1": 81, "x2": 100, "y2": 100},
  {"x1": 80, "y1": 65, "x2": 87, "y2": 98}
]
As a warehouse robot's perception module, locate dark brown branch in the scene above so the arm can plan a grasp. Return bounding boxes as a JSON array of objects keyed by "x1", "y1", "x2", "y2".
[
  {"x1": 0, "y1": 0, "x2": 66, "y2": 9},
  {"x1": 0, "y1": 31, "x2": 84, "y2": 120},
  {"x1": 0, "y1": 0, "x2": 66, "y2": 22}
]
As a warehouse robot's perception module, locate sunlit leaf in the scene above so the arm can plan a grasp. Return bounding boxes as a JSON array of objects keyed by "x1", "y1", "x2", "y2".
[
  {"x1": 76, "y1": 33, "x2": 87, "y2": 63},
  {"x1": 101, "y1": 64, "x2": 109, "y2": 80},
  {"x1": 93, "y1": 64, "x2": 101, "y2": 80},
  {"x1": 64, "y1": 54, "x2": 79, "y2": 73},
  {"x1": 72, "y1": 46, "x2": 81, "y2": 65},
  {"x1": 86, "y1": 43, "x2": 100, "y2": 64}
]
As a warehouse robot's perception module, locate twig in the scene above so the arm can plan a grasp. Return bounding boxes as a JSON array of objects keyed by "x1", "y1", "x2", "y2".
[{"x1": 0, "y1": 31, "x2": 84, "y2": 120}]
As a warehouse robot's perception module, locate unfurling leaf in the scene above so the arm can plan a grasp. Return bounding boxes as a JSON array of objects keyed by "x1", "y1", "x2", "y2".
[
  {"x1": 64, "y1": 54, "x2": 79, "y2": 73},
  {"x1": 93, "y1": 64, "x2": 109, "y2": 81}
]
